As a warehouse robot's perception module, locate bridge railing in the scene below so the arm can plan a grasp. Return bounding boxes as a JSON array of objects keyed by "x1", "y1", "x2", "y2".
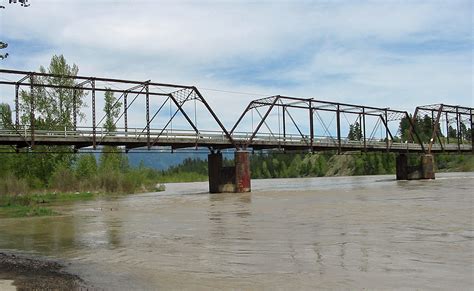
[{"x1": 0, "y1": 126, "x2": 470, "y2": 152}]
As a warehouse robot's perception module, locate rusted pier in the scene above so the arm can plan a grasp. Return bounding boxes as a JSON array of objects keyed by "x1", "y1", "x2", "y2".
[
  {"x1": 396, "y1": 154, "x2": 435, "y2": 180},
  {"x1": 208, "y1": 151, "x2": 251, "y2": 193}
]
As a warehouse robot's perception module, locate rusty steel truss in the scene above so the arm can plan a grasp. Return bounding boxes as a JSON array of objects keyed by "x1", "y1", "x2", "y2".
[
  {"x1": 0, "y1": 69, "x2": 472, "y2": 154},
  {"x1": 409, "y1": 104, "x2": 473, "y2": 154},
  {"x1": 230, "y1": 95, "x2": 427, "y2": 152},
  {"x1": 0, "y1": 69, "x2": 234, "y2": 150}
]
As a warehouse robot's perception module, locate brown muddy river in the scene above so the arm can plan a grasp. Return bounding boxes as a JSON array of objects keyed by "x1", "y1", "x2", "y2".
[{"x1": 1, "y1": 173, "x2": 473, "y2": 289}]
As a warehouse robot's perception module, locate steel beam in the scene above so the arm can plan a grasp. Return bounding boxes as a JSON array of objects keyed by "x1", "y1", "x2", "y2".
[
  {"x1": 309, "y1": 100, "x2": 314, "y2": 150},
  {"x1": 14, "y1": 83, "x2": 19, "y2": 129},
  {"x1": 73, "y1": 89, "x2": 77, "y2": 131},
  {"x1": 0, "y1": 69, "x2": 192, "y2": 89},
  {"x1": 0, "y1": 81, "x2": 169, "y2": 97},
  {"x1": 471, "y1": 109, "x2": 473, "y2": 153},
  {"x1": 124, "y1": 92, "x2": 128, "y2": 134},
  {"x1": 362, "y1": 107, "x2": 366, "y2": 152},
  {"x1": 336, "y1": 105, "x2": 341, "y2": 154},
  {"x1": 146, "y1": 84, "x2": 150, "y2": 149},
  {"x1": 446, "y1": 111, "x2": 449, "y2": 144},
  {"x1": 456, "y1": 107, "x2": 460, "y2": 152},
  {"x1": 428, "y1": 105, "x2": 443, "y2": 154},
  {"x1": 92, "y1": 79, "x2": 96, "y2": 149},
  {"x1": 385, "y1": 109, "x2": 389, "y2": 152},
  {"x1": 29, "y1": 75, "x2": 34, "y2": 148},
  {"x1": 282, "y1": 105, "x2": 286, "y2": 141}
]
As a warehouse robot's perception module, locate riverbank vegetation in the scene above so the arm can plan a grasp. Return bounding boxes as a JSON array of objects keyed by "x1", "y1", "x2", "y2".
[
  {"x1": 0, "y1": 56, "x2": 166, "y2": 217},
  {"x1": 137, "y1": 151, "x2": 473, "y2": 183},
  {"x1": 0, "y1": 55, "x2": 473, "y2": 217}
]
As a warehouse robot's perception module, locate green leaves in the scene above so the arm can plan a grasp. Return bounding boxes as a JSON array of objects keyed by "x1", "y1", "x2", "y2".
[
  {"x1": 103, "y1": 89, "x2": 122, "y2": 133},
  {"x1": 19, "y1": 55, "x2": 87, "y2": 131},
  {"x1": 0, "y1": 103, "x2": 13, "y2": 129}
]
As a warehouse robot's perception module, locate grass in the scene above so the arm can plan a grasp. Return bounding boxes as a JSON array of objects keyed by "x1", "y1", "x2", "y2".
[
  {"x1": 0, "y1": 205, "x2": 56, "y2": 218},
  {"x1": 0, "y1": 192, "x2": 94, "y2": 218},
  {"x1": 0, "y1": 187, "x2": 165, "y2": 218}
]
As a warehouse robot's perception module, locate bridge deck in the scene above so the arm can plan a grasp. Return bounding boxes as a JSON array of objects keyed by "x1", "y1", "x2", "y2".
[{"x1": 0, "y1": 128, "x2": 471, "y2": 153}]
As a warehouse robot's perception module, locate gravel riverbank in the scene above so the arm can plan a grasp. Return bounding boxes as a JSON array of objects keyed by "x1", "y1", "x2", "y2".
[{"x1": 0, "y1": 252, "x2": 86, "y2": 290}]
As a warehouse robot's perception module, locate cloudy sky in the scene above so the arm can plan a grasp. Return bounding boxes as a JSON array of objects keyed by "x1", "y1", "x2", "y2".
[{"x1": 0, "y1": 0, "x2": 472, "y2": 133}]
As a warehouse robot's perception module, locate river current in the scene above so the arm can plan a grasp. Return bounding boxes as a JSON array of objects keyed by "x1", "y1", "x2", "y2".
[{"x1": 1, "y1": 173, "x2": 473, "y2": 289}]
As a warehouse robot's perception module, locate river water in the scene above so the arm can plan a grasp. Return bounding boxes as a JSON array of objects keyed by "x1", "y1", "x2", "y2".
[{"x1": 0, "y1": 173, "x2": 473, "y2": 289}]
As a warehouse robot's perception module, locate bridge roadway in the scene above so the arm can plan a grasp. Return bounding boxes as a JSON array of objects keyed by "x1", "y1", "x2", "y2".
[{"x1": 0, "y1": 127, "x2": 471, "y2": 153}]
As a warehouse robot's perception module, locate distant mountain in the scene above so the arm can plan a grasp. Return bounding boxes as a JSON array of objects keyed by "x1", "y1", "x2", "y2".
[
  {"x1": 127, "y1": 148, "x2": 234, "y2": 170},
  {"x1": 78, "y1": 147, "x2": 235, "y2": 170},
  {"x1": 127, "y1": 150, "x2": 208, "y2": 170}
]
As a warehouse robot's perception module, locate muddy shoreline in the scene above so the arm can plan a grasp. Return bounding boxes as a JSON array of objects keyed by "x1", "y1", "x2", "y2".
[{"x1": 0, "y1": 252, "x2": 86, "y2": 290}]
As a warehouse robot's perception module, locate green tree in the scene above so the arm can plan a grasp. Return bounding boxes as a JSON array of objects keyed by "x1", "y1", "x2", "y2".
[
  {"x1": 14, "y1": 55, "x2": 86, "y2": 185},
  {"x1": 103, "y1": 89, "x2": 122, "y2": 133},
  {"x1": 399, "y1": 115, "x2": 411, "y2": 141},
  {"x1": 76, "y1": 154, "x2": 98, "y2": 178},
  {"x1": 0, "y1": 103, "x2": 13, "y2": 129},
  {"x1": 261, "y1": 161, "x2": 271, "y2": 178},
  {"x1": 0, "y1": 41, "x2": 7, "y2": 60},
  {"x1": 19, "y1": 55, "x2": 87, "y2": 131},
  {"x1": 460, "y1": 122, "x2": 470, "y2": 141},
  {"x1": 448, "y1": 125, "x2": 457, "y2": 139},
  {"x1": 348, "y1": 121, "x2": 362, "y2": 141}
]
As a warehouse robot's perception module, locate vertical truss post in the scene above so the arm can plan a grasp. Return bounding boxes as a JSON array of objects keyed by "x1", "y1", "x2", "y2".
[
  {"x1": 470, "y1": 109, "x2": 473, "y2": 153},
  {"x1": 92, "y1": 79, "x2": 96, "y2": 149},
  {"x1": 73, "y1": 89, "x2": 77, "y2": 131},
  {"x1": 431, "y1": 110, "x2": 434, "y2": 128},
  {"x1": 309, "y1": 100, "x2": 314, "y2": 151},
  {"x1": 362, "y1": 107, "x2": 366, "y2": 152},
  {"x1": 385, "y1": 109, "x2": 389, "y2": 152},
  {"x1": 336, "y1": 104, "x2": 341, "y2": 154},
  {"x1": 445, "y1": 112, "x2": 449, "y2": 144},
  {"x1": 29, "y1": 75, "x2": 35, "y2": 148},
  {"x1": 282, "y1": 105, "x2": 286, "y2": 141},
  {"x1": 15, "y1": 83, "x2": 19, "y2": 129},
  {"x1": 124, "y1": 92, "x2": 128, "y2": 135},
  {"x1": 456, "y1": 107, "x2": 460, "y2": 152},
  {"x1": 146, "y1": 84, "x2": 150, "y2": 149},
  {"x1": 428, "y1": 106, "x2": 443, "y2": 154}
]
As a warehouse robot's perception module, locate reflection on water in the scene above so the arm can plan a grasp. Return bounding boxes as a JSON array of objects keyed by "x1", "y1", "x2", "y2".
[{"x1": 0, "y1": 172, "x2": 473, "y2": 289}]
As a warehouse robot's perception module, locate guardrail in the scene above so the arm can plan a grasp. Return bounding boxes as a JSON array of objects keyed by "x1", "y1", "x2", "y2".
[{"x1": 0, "y1": 126, "x2": 471, "y2": 151}]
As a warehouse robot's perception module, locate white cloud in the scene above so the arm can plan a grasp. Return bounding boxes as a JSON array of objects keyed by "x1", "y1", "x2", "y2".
[{"x1": 0, "y1": 0, "x2": 472, "y2": 131}]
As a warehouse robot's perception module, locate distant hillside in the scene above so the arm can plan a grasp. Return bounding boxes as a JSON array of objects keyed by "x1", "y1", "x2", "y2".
[
  {"x1": 152, "y1": 151, "x2": 474, "y2": 180},
  {"x1": 126, "y1": 149, "x2": 234, "y2": 170},
  {"x1": 127, "y1": 151, "x2": 206, "y2": 170}
]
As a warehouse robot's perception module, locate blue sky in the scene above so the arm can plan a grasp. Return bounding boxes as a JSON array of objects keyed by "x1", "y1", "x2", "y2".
[{"x1": 0, "y1": 0, "x2": 472, "y2": 133}]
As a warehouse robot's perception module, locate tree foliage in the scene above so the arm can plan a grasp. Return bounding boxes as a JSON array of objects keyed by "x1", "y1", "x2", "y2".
[
  {"x1": 399, "y1": 114, "x2": 445, "y2": 143},
  {"x1": 0, "y1": 103, "x2": 13, "y2": 129},
  {"x1": 19, "y1": 55, "x2": 87, "y2": 130},
  {"x1": 347, "y1": 121, "x2": 362, "y2": 141},
  {"x1": 103, "y1": 89, "x2": 122, "y2": 133}
]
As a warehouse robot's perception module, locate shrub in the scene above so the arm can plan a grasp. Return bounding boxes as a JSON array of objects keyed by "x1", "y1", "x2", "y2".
[{"x1": 0, "y1": 175, "x2": 29, "y2": 196}]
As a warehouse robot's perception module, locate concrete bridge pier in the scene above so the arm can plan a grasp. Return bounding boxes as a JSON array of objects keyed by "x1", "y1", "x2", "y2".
[
  {"x1": 396, "y1": 153, "x2": 435, "y2": 180},
  {"x1": 208, "y1": 151, "x2": 251, "y2": 193}
]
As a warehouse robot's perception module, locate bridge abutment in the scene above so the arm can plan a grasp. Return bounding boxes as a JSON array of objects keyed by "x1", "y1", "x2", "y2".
[
  {"x1": 208, "y1": 151, "x2": 251, "y2": 193},
  {"x1": 396, "y1": 153, "x2": 435, "y2": 180}
]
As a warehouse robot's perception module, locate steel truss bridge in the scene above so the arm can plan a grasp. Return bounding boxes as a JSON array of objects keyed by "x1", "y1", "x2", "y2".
[{"x1": 0, "y1": 69, "x2": 472, "y2": 155}]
